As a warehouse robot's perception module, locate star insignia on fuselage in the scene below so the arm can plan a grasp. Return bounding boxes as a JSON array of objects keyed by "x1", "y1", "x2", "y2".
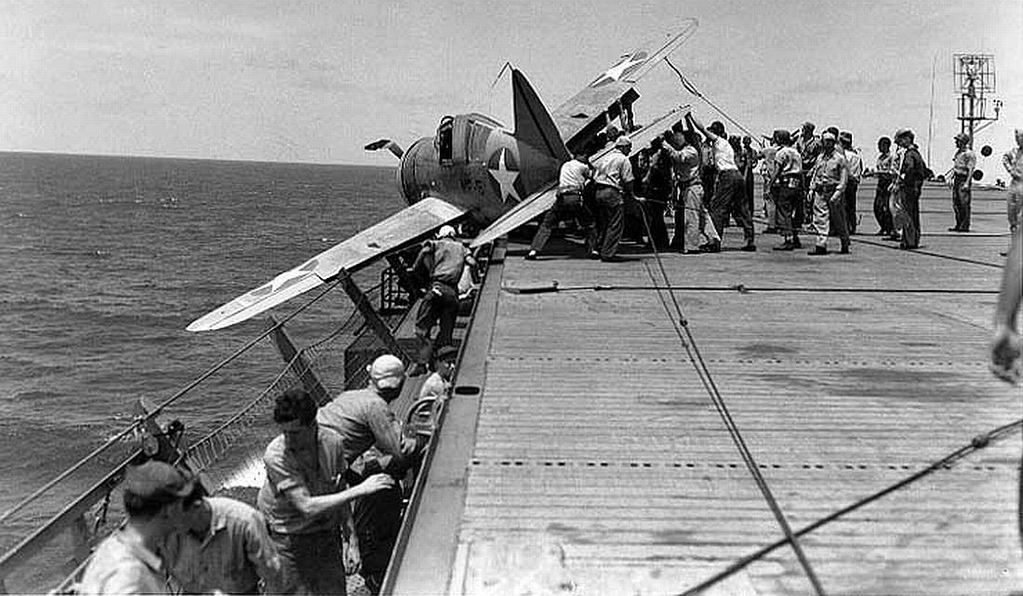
[
  {"x1": 487, "y1": 147, "x2": 520, "y2": 204},
  {"x1": 590, "y1": 51, "x2": 648, "y2": 87}
]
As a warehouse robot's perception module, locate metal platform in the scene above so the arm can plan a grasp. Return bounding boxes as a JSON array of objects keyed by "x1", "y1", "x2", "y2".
[{"x1": 387, "y1": 180, "x2": 1023, "y2": 595}]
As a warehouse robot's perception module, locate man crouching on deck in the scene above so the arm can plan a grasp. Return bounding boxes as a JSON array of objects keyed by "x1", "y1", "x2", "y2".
[{"x1": 258, "y1": 388, "x2": 395, "y2": 595}]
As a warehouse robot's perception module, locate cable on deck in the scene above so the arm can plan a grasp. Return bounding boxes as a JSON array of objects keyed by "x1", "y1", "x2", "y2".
[
  {"x1": 677, "y1": 418, "x2": 1023, "y2": 596},
  {"x1": 635, "y1": 204, "x2": 828, "y2": 595}
]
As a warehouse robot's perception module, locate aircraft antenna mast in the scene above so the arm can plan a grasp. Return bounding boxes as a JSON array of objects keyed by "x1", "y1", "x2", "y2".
[{"x1": 953, "y1": 53, "x2": 997, "y2": 146}]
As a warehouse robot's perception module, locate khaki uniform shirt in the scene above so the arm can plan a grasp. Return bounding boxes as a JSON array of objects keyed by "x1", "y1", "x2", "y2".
[
  {"x1": 79, "y1": 531, "x2": 171, "y2": 595},
  {"x1": 257, "y1": 427, "x2": 347, "y2": 535},
  {"x1": 164, "y1": 497, "x2": 281, "y2": 594}
]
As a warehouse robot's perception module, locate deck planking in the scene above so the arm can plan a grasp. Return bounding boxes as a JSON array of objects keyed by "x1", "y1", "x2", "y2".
[{"x1": 389, "y1": 180, "x2": 1023, "y2": 595}]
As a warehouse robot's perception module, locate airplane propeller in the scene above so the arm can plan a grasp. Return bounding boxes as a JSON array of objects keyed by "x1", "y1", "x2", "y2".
[{"x1": 364, "y1": 138, "x2": 404, "y2": 159}]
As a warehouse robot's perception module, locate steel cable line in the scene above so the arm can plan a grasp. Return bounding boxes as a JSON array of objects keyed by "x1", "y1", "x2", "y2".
[
  {"x1": 633, "y1": 203, "x2": 827, "y2": 595},
  {"x1": 678, "y1": 418, "x2": 1023, "y2": 595}
]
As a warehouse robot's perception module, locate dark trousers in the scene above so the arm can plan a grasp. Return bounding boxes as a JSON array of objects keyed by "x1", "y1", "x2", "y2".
[
  {"x1": 642, "y1": 189, "x2": 670, "y2": 249},
  {"x1": 593, "y1": 187, "x2": 624, "y2": 258},
  {"x1": 269, "y1": 530, "x2": 347, "y2": 596},
  {"x1": 350, "y1": 474, "x2": 404, "y2": 595},
  {"x1": 952, "y1": 174, "x2": 972, "y2": 231},
  {"x1": 827, "y1": 194, "x2": 851, "y2": 247},
  {"x1": 844, "y1": 178, "x2": 859, "y2": 233},
  {"x1": 874, "y1": 175, "x2": 894, "y2": 233},
  {"x1": 708, "y1": 169, "x2": 754, "y2": 246},
  {"x1": 415, "y1": 281, "x2": 458, "y2": 363},
  {"x1": 900, "y1": 185, "x2": 922, "y2": 248},
  {"x1": 529, "y1": 191, "x2": 596, "y2": 253},
  {"x1": 775, "y1": 185, "x2": 802, "y2": 239}
]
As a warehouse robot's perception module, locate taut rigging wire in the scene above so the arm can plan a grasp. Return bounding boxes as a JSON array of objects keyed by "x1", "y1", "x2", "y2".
[{"x1": 633, "y1": 204, "x2": 827, "y2": 595}]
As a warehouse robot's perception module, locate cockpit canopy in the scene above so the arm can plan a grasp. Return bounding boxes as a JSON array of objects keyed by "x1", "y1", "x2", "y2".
[{"x1": 434, "y1": 114, "x2": 507, "y2": 168}]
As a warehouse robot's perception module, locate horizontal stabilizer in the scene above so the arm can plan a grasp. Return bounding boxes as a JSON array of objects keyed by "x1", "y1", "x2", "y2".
[
  {"x1": 470, "y1": 182, "x2": 558, "y2": 248},
  {"x1": 187, "y1": 197, "x2": 465, "y2": 332}
]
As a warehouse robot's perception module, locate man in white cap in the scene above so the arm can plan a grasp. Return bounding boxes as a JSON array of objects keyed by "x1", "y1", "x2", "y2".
[
  {"x1": 79, "y1": 460, "x2": 195, "y2": 594},
  {"x1": 950, "y1": 132, "x2": 977, "y2": 232},
  {"x1": 410, "y1": 226, "x2": 473, "y2": 368},
  {"x1": 590, "y1": 134, "x2": 636, "y2": 261},
  {"x1": 317, "y1": 354, "x2": 421, "y2": 594},
  {"x1": 806, "y1": 131, "x2": 849, "y2": 255}
]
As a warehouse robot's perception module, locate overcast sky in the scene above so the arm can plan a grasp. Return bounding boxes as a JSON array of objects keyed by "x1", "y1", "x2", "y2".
[{"x1": 2, "y1": 0, "x2": 1020, "y2": 173}]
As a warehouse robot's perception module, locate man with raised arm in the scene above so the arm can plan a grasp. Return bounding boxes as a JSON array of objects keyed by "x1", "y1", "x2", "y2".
[{"x1": 686, "y1": 113, "x2": 755, "y2": 252}]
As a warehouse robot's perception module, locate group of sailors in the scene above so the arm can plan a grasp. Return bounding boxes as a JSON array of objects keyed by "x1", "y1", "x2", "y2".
[
  {"x1": 527, "y1": 113, "x2": 1023, "y2": 259},
  {"x1": 79, "y1": 348, "x2": 459, "y2": 596}
]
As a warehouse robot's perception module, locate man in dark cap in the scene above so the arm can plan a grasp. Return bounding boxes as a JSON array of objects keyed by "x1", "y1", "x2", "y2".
[
  {"x1": 767, "y1": 129, "x2": 803, "y2": 250},
  {"x1": 166, "y1": 484, "x2": 282, "y2": 594},
  {"x1": 893, "y1": 128, "x2": 928, "y2": 249},
  {"x1": 873, "y1": 136, "x2": 896, "y2": 236},
  {"x1": 839, "y1": 131, "x2": 862, "y2": 234},
  {"x1": 79, "y1": 460, "x2": 195, "y2": 594},
  {"x1": 950, "y1": 132, "x2": 977, "y2": 232}
]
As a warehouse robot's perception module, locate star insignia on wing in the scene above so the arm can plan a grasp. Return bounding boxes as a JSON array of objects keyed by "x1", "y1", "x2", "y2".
[
  {"x1": 487, "y1": 147, "x2": 520, "y2": 204},
  {"x1": 590, "y1": 52, "x2": 648, "y2": 87}
]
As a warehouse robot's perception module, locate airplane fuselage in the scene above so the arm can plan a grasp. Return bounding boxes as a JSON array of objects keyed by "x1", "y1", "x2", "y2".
[{"x1": 397, "y1": 113, "x2": 562, "y2": 228}]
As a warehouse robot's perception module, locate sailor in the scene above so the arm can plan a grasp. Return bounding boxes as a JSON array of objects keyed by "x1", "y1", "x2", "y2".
[
  {"x1": 807, "y1": 131, "x2": 849, "y2": 255},
  {"x1": 316, "y1": 354, "x2": 421, "y2": 594},
  {"x1": 663, "y1": 128, "x2": 719, "y2": 253},
  {"x1": 839, "y1": 131, "x2": 862, "y2": 235},
  {"x1": 165, "y1": 488, "x2": 282, "y2": 594},
  {"x1": 525, "y1": 152, "x2": 596, "y2": 260},
  {"x1": 873, "y1": 136, "x2": 896, "y2": 236},
  {"x1": 740, "y1": 135, "x2": 758, "y2": 221},
  {"x1": 892, "y1": 128, "x2": 928, "y2": 250},
  {"x1": 640, "y1": 136, "x2": 672, "y2": 250},
  {"x1": 411, "y1": 225, "x2": 474, "y2": 367},
  {"x1": 759, "y1": 139, "x2": 780, "y2": 234},
  {"x1": 258, "y1": 388, "x2": 394, "y2": 596},
  {"x1": 686, "y1": 114, "x2": 755, "y2": 252},
  {"x1": 591, "y1": 135, "x2": 636, "y2": 261},
  {"x1": 767, "y1": 129, "x2": 803, "y2": 251},
  {"x1": 949, "y1": 133, "x2": 977, "y2": 232},
  {"x1": 796, "y1": 122, "x2": 822, "y2": 233},
  {"x1": 78, "y1": 461, "x2": 193, "y2": 595},
  {"x1": 1001, "y1": 129, "x2": 1023, "y2": 240},
  {"x1": 419, "y1": 344, "x2": 458, "y2": 402}
]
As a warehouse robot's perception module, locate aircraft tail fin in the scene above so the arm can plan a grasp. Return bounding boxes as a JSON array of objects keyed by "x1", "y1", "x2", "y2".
[{"x1": 512, "y1": 69, "x2": 570, "y2": 163}]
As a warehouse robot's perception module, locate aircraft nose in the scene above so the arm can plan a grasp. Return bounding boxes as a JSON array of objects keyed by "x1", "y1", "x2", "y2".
[{"x1": 398, "y1": 138, "x2": 434, "y2": 205}]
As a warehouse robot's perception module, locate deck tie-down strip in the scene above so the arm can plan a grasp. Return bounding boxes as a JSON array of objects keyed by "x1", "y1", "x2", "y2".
[{"x1": 468, "y1": 459, "x2": 1007, "y2": 472}]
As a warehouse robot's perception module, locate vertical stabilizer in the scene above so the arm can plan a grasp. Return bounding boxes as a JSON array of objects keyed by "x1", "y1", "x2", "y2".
[{"x1": 512, "y1": 69, "x2": 571, "y2": 163}]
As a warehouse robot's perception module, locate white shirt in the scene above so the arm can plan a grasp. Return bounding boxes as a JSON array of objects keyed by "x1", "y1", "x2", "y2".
[
  {"x1": 844, "y1": 149, "x2": 863, "y2": 180},
  {"x1": 709, "y1": 136, "x2": 738, "y2": 172},
  {"x1": 558, "y1": 158, "x2": 591, "y2": 191},
  {"x1": 592, "y1": 150, "x2": 634, "y2": 190}
]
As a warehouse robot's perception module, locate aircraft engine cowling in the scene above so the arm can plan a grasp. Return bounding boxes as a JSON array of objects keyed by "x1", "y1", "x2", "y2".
[{"x1": 398, "y1": 137, "x2": 437, "y2": 206}]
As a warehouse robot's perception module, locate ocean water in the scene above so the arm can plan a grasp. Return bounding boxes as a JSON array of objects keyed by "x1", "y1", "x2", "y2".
[{"x1": 0, "y1": 152, "x2": 404, "y2": 553}]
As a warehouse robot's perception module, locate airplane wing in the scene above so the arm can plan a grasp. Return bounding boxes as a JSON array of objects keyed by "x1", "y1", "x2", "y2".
[
  {"x1": 187, "y1": 197, "x2": 465, "y2": 332},
  {"x1": 469, "y1": 105, "x2": 690, "y2": 249},
  {"x1": 469, "y1": 182, "x2": 558, "y2": 249},
  {"x1": 591, "y1": 104, "x2": 692, "y2": 162},
  {"x1": 551, "y1": 19, "x2": 698, "y2": 149}
]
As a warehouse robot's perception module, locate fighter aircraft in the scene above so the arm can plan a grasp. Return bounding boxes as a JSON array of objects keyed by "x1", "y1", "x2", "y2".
[{"x1": 186, "y1": 19, "x2": 699, "y2": 332}]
